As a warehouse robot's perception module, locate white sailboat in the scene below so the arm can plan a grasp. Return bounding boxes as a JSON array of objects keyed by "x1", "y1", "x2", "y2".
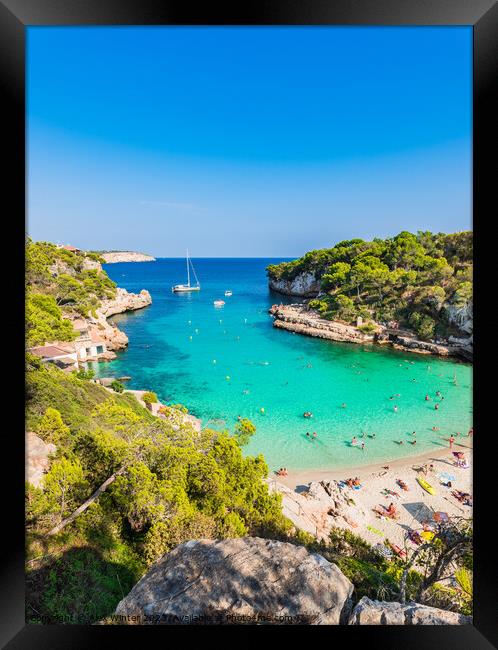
[{"x1": 172, "y1": 250, "x2": 200, "y2": 292}]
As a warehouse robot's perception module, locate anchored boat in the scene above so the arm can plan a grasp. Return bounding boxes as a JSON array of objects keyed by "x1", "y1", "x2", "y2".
[{"x1": 172, "y1": 250, "x2": 200, "y2": 293}]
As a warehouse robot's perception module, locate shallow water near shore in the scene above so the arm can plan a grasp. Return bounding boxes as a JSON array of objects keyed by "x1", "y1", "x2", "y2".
[{"x1": 94, "y1": 259, "x2": 472, "y2": 472}]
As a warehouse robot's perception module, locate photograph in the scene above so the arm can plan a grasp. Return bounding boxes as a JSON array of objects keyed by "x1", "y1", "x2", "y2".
[{"x1": 24, "y1": 24, "x2": 475, "y2": 628}]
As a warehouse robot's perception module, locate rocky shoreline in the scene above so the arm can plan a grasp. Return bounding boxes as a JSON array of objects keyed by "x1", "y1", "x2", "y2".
[
  {"x1": 269, "y1": 304, "x2": 472, "y2": 361},
  {"x1": 84, "y1": 287, "x2": 152, "y2": 360}
]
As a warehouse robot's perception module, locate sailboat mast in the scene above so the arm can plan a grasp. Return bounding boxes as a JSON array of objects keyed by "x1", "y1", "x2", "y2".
[{"x1": 186, "y1": 249, "x2": 190, "y2": 287}]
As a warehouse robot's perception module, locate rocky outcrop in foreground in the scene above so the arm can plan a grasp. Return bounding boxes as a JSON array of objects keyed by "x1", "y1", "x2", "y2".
[
  {"x1": 114, "y1": 537, "x2": 354, "y2": 625},
  {"x1": 269, "y1": 304, "x2": 471, "y2": 360},
  {"x1": 101, "y1": 252, "x2": 156, "y2": 263},
  {"x1": 348, "y1": 596, "x2": 472, "y2": 625},
  {"x1": 114, "y1": 538, "x2": 471, "y2": 625}
]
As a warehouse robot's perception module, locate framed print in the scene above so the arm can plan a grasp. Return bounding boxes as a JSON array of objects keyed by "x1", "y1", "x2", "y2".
[{"x1": 1, "y1": 0, "x2": 497, "y2": 647}]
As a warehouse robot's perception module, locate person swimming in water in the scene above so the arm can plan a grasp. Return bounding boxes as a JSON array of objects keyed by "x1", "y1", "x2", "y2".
[
  {"x1": 394, "y1": 405, "x2": 398, "y2": 412},
  {"x1": 351, "y1": 436, "x2": 357, "y2": 446}
]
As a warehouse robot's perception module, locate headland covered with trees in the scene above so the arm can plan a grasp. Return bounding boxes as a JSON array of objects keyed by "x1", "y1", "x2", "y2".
[{"x1": 267, "y1": 231, "x2": 472, "y2": 345}]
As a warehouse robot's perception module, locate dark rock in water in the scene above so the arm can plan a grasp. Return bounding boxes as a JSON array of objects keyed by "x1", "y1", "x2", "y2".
[
  {"x1": 114, "y1": 537, "x2": 354, "y2": 625},
  {"x1": 118, "y1": 376, "x2": 131, "y2": 381}
]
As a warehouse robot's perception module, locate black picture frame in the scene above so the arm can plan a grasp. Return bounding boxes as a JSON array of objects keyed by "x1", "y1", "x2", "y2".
[{"x1": 2, "y1": 1, "x2": 496, "y2": 647}]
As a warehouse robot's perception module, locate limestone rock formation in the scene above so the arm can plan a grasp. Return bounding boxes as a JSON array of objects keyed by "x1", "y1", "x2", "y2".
[
  {"x1": 89, "y1": 288, "x2": 152, "y2": 351},
  {"x1": 348, "y1": 597, "x2": 472, "y2": 625},
  {"x1": 26, "y1": 432, "x2": 56, "y2": 488},
  {"x1": 269, "y1": 272, "x2": 321, "y2": 297},
  {"x1": 269, "y1": 479, "x2": 368, "y2": 540},
  {"x1": 269, "y1": 304, "x2": 375, "y2": 344},
  {"x1": 99, "y1": 288, "x2": 152, "y2": 318},
  {"x1": 444, "y1": 301, "x2": 473, "y2": 336},
  {"x1": 114, "y1": 537, "x2": 354, "y2": 625}
]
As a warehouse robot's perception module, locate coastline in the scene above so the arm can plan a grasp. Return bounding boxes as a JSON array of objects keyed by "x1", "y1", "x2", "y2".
[
  {"x1": 269, "y1": 303, "x2": 473, "y2": 362},
  {"x1": 275, "y1": 438, "x2": 473, "y2": 490}
]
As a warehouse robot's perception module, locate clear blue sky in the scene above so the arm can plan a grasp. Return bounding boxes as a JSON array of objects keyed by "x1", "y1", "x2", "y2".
[{"x1": 27, "y1": 26, "x2": 472, "y2": 257}]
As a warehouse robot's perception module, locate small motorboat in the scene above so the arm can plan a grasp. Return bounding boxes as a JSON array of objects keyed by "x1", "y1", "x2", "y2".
[
  {"x1": 224, "y1": 290, "x2": 233, "y2": 297},
  {"x1": 214, "y1": 300, "x2": 225, "y2": 307}
]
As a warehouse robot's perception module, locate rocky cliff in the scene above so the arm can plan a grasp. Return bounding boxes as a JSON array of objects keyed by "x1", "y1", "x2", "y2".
[
  {"x1": 113, "y1": 538, "x2": 471, "y2": 625},
  {"x1": 89, "y1": 288, "x2": 152, "y2": 352},
  {"x1": 269, "y1": 272, "x2": 320, "y2": 297},
  {"x1": 101, "y1": 252, "x2": 156, "y2": 263},
  {"x1": 114, "y1": 537, "x2": 354, "y2": 624}
]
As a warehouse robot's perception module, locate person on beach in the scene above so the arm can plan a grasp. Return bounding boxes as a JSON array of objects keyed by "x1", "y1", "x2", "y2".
[
  {"x1": 361, "y1": 442, "x2": 365, "y2": 451},
  {"x1": 449, "y1": 435, "x2": 455, "y2": 449},
  {"x1": 341, "y1": 403, "x2": 347, "y2": 408},
  {"x1": 410, "y1": 439, "x2": 417, "y2": 445},
  {"x1": 351, "y1": 436, "x2": 357, "y2": 446},
  {"x1": 306, "y1": 432, "x2": 311, "y2": 439},
  {"x1": 398, "y1": 440, "x2": 404, "y2": 445},
  {"x1": 312, "y1": 432, "x2": 317, "y2": 439},
  {"x1": 468, "y1": 427, "x2": 473, "y2": 437},
  {"x1": 394, "y1": 405, "x2": 398, "y2": 412},
  {"x1": 425, "y1": 394, "x2": 430, "y2": 401},
  {"x1": 412, "y1": 431, "x2": 416, "y2": 436},
  {"x1": 435, "y1": 403, "x2": 440, "y2": 410},
  {"x1": 432, "y1": 426, "x2": 440, "y2": 431}
]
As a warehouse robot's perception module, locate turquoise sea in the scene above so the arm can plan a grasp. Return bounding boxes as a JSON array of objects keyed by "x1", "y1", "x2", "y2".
[{"x1": 94, "y1": 259, "x2": 472, "y2": 472}]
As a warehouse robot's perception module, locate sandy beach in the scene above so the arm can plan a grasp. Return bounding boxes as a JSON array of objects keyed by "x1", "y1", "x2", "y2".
[{"x1": 269, "y1": 438, "x2": 472, "y2": 550}]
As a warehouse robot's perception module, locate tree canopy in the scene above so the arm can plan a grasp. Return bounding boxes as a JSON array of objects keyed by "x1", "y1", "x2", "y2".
[{"x1": 268, "y1": 231, "x2": 472, "y2": 340}]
